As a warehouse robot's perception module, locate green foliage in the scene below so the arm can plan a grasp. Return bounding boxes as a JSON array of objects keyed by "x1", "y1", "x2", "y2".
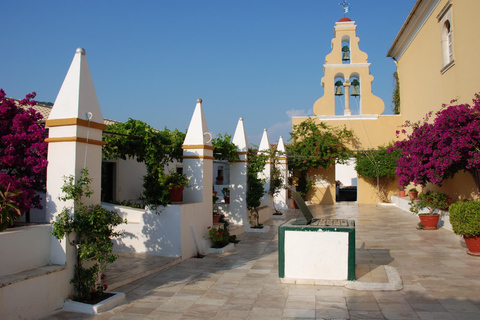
[
  {"x1": 287, "y1": 118, "x2": 353, "y2": 198},
  {"x1": 355, "y1": 145, "x2": 400, "y2": 202},
  {"x1": 52, "y1": 169, "x2": 126, "y2": 302},
  {"x1": 409, "y1": 191, "x2": 449, "y2": 215},
  {"x1": 449, "y1": 201, "x2": 480, "y2": 237},
  {"x1": 0, "y1": 184, "x2": 22, "y2": 231},
  {"x1": 247, "y1": 147, "x2": 268, "y2": 228},
  {"x1": 392, "y1": 71, "x2": 400, "y2": 114},
  {"x1": 212, "y1": 133, "x2": 240, "y2": 162},
  {"x1": 103, "y1": 119, "x2": 186, "y2": 208},
  {"x1": 355, "y1": 145, "x2": 400, "y2": 180},
  {"x1": 163, "y1": 169, "x2": 189, "y2": 188}
]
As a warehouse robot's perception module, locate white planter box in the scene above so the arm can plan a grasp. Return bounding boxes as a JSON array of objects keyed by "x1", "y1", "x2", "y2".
[
  {"x1": 208, "y1": 242, "x2": 235, "y2": 254},
  {"x1": 63, "y1": 292, "x2": 125, "y2": 314}
]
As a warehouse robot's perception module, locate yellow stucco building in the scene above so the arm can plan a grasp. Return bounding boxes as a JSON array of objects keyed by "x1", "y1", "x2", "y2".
[
  {"x1": 293, "y1": 17, "x2": 403, "y2": 204},
  {"x1": 294, "y1": 0, "x2": 480, "y2": 204},
  {"x1": 387, "y1": 0, "x2": 480, "y2": 200}
]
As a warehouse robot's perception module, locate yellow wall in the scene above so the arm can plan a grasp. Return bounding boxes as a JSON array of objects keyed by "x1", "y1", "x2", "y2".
[
  {"x1": 393, "y1": 0, "x2": 480, "y2": 199},
  {"x1": 307, "y1": 167, "x2": 336, "y2": 205},
  {"x1": 398, "y1": 0, "x2": 480, "y2": 124}
]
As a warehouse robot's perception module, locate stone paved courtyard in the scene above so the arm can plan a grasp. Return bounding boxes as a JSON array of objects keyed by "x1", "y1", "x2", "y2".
[{"x1": 41, "y1": 204, "x2": 480, "y2": 320}]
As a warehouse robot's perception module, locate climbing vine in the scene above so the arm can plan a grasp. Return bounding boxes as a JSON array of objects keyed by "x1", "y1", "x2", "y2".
[
  {"x1": 103, "y1": 119, "x2": 186, "y2": 208},
  {"x1": 52, "y1": 169, "x2": 125, "y2": 303}
]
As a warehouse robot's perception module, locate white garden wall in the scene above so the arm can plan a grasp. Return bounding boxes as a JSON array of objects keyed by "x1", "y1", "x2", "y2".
[{"x1": 0, "y1": 225, "x2": 74, "y2": 320}]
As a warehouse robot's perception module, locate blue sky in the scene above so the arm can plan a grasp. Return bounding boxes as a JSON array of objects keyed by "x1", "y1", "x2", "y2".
[{"x1": 1, "y1": 1, "x2": 415, "y2": 146}]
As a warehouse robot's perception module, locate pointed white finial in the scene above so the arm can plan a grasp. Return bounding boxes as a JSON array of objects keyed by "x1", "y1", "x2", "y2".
[
  {"x1": 259, "y1": 128, "x2": 270, "y2": 152},
  {"x1": 76, "y1": 47, "x2": 86, "y2": 55},
  {"x1": 232, "y1": 117, "x2": 248, "y2": 152},
  {"x1": 184, "y1": 98, "x2": 211, "y2": 146}
]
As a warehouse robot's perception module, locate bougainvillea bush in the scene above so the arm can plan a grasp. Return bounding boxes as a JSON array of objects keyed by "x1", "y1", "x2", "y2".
[
  {"x1": 391, "y1": 94, "x2": 480, "y2": 192},
  {"x1": 0, "y1": 89, "x2": 48, "y2": 215}
]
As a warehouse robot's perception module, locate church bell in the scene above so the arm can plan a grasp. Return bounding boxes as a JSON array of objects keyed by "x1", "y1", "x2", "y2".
[
  {"x1": 335, "y1": 84, "x2": 344, "y2": 96},
  {"x1": 342, "y1": 45, "x2": 350, "y2": 61},
  {"x1": 351, "y1": 85, "x2": 360, "y2": 96}
]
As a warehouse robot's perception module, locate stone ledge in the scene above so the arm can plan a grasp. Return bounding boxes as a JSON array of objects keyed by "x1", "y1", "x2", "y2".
[
  {"x1": 0, "y1": 264, "x2": 66, "y2": 288},
  {"x1": 281, "y1": 265, "x2": 403, "y2": 292}
]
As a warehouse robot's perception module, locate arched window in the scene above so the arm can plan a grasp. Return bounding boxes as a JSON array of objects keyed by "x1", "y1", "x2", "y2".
[
  {"x1": 437, "y1": 2, "x2": 454, "y2": 72},
  {"x1": 341, "y1": 36, "x2": 350, "y2": 64},
  {"x1": 334, "y1": 75, "x2": 346, "y2": 115},
  {"x1": 444, "y1": 20, "x2": 453, "y2": 62}
]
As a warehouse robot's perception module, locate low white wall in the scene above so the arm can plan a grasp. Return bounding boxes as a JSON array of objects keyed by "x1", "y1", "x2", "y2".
[
  {"x1": 0, "y1": 225, "x2": 52, "y2": 276},
  {"x1": 0, "y1": 225, "x2": 74, "y2": 320},
  {"x1": 106, "y1": 200, "x2": 212, "y2": 258},
  {"x1": 105, "y1": 203, "x2": 182, "y2": 257},
  {"x1": 391, "y1": 195, "x2": 452, "y2": 231}
]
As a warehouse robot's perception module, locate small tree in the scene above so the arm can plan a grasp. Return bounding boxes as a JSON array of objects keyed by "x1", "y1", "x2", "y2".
[
  {"x1": 52, "y1": 169, "x2": 125, "y2": 302},
  {"x1": 246, "y1": 147, "x2": 268, "y2": 228},
  {"x1": 268, "y1": 144, "x2": 285, "y2": 214},
  {"x1": 0, "y1": 89, "x2": 48, "y2": 214},
  {"x1": 355, "y1": 144, "x2": 400, "y2": 202},
  {"x1": 287, "y1": 118, "x2": 353, "y2": 198},
  {"x1": 391, "y1": 94, "x2": 480, "y2": 192}
]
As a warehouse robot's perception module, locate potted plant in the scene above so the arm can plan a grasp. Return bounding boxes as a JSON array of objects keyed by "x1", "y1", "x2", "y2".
[
  {"x1": 449, "y1": 200, "x2": 480, "y2": 256},
  {"x1": 164, "y1": 169, "x2": 189, "y2": 203},
  {"x1": 222, "y1": 187, "x2": 230, "y2": 204},
  {"x1": 208, "y1": 225, "x2": 230, "y2": 248},
  {"x1": 409, "y1": 191, "x2": 448, "y2": 230},
  {"x1": 409, "y1": 187, "x2": 418, "y2": 200},
  {"x1": 398, "y1": 187, "x2": 406, "y2": 198},
  {"x1": 212, "y1": 206, "x2": 221, "y2": 224}
]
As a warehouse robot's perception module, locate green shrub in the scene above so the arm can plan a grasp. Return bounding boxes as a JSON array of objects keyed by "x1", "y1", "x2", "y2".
[
  {"x1": 409, "y1": 191, "x2": 449, "y2": 215},
  {"x1": 449, "y1": 201, "x2": 480, "y2": 237}
]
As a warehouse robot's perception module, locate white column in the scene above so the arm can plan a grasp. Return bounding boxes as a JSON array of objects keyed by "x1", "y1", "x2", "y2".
[
  {"x1": 344, "y1": 82, "x2": 351, "y2": 116},
  {"x1": 45, "y1": 48, "x2": 105, "y2": 269},
  {"x1": 274, "y1": 136, "x2": 289, "y2": 210},
  {"x1": 182, "y1": 99, "x2": 214, "y2": 205},
  {"x1": 258, "y1": 129, "x2": 272, "y2": 207},
  {"x1": 45, "y1": 48, "x2": 105, "y2": 224},
  {"x1": 229, "y1": 118, "x2": 249, "y2": 226}
]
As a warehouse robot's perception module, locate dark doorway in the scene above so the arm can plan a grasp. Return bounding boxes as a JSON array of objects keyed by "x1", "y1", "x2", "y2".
[{"x1": 101, "y1": 162, "x2": 116, "y2": 202}]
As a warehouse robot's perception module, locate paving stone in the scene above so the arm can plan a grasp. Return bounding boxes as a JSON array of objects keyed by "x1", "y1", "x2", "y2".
[{"x1": 39, "y1": 205, "x2": 480, "y2": 320}]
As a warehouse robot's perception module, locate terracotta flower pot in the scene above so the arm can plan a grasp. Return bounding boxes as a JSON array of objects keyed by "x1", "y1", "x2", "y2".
[
  {"x1": 463, "y1": 235, "x2": 480, "y2": 256},
  {"x1": 409, "y1": 191, "x2": 418, "y2": 200},
  {"x1": 399, "y1": 190, "x2": 406, "y2": 197},
  {"x1": 418, "y1": 214, "x2": 440, "y2": 230},
  {"x1": 168, "y1": 186, "x2": 184, "y2": 203},
  {"x1": 213, "y1": 214, "x2": 221, "y2": 224}
]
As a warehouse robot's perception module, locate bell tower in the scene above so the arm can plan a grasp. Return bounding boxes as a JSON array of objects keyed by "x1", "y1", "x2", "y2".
[{"x1": 313, "y1": 17, "x2": 385, "y2": 116}]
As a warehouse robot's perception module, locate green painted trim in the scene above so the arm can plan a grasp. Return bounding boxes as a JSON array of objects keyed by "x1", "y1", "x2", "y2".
[
  {"x1": 278, "y1": 221, "x2": 286, "y2": 278},
  {"x1": 348, "y1": 229, "x2": 356, "y2": 281}
]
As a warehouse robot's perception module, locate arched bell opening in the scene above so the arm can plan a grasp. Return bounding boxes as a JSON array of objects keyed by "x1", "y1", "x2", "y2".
[
  {"x1": 349, "y1": 74, "x2": 361, "y2": 115},
  {"x1": 334, "y1": 74, "x2": 346, "y2": 115},
  {"x1": 341, "y1": 35, "x2": 351, "y2": 64}
]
